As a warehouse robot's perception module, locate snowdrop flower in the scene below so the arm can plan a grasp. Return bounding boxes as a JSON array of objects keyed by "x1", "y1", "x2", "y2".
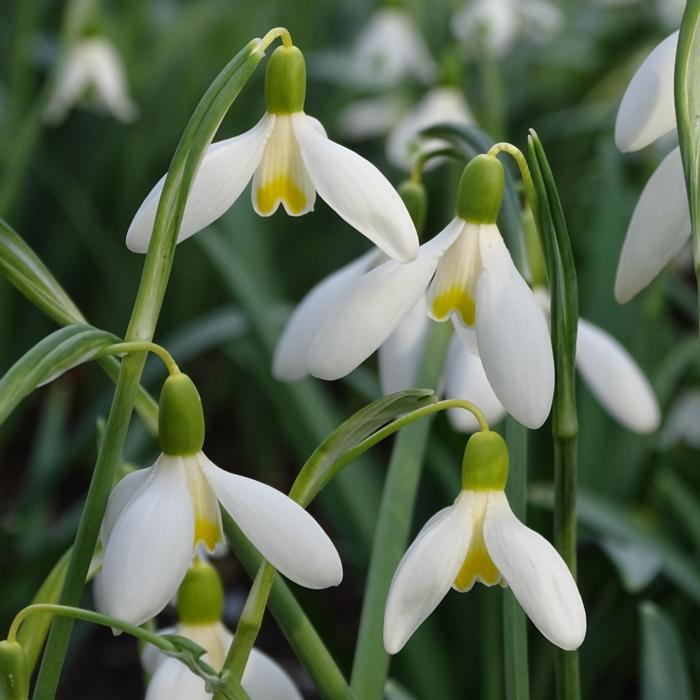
[
  {"x1": 275, "y1": 156, "x2": 555, "y2": 429},
  {"x1": 143, "y1": 560, "x2": 302, "y2": 700},
  {"x1": 95, "y1": 372, "x2": 342, "y2": 626},
  {"x1": 44, "y1": 36, "x2": 137, "y2": 124},
  {"x1": 126, "y1": 42, "x2": 418, "y2": 262},
  {"x1": 384, "y1": 430, "x2": 586, "y2": 653},
  {"x1": 658, "y1": 390, "x2": 700, "y2": 450},
  {"x1": 614, "y1": 31, "x2": 692, "y2": 302}
]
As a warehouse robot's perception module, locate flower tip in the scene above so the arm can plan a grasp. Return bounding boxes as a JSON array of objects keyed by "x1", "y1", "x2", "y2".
[
  {"x1": 555, "y1": 618, "x2": 587, "y2": 652},
  {"x1": 382, "y1": 626, "x2": 407, "y2": 656}
]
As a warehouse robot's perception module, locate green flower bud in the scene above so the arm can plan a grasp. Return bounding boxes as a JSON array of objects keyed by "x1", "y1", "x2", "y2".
[
  {"x1": 456, "y1": 154, "x2": 505, "y2": 225},
  {"x1": 176, "y1": 560, "x2": 224, "y2": 626},
  {"x1": 159, "y1": 373, "x2": 205, "y2": 456},
  {"x1": 0, "y1": 641, "x2": 29, "y2": 700},
  {"x1": 461, "y1": 430, "x2": 509, "y2": 491},
  {"x1": 265, "y1": 45, "x2": 306, "y2": 114},
  {"x1": 398, "y1": 180, "x2": 428, "y2": 235}
]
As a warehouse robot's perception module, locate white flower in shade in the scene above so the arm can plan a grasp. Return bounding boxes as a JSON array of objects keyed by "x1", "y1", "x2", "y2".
[
  {"x1": 336, "y1": 95, "x2": 410, "y2": 142},
  {"x1": 384, "y1": 431, "x2": 586, "y2": 654},
  {"x1": 143, "y1": 623, "x2": 302, "y2": 700},
  {"x1": 613, "y1": 31, "x2": 693, "y2": 302},
  {"x1": 658, "y1": 390, "x2": 700, "y2": 449},
  {"x1": 44, "y1": 37, "x2": 137, "y2": 124},
  {"x1": 126, "y1": 44, "x2": 418, "y2": 263},
  {"x1": 95, "y1": 374, "x2": 341, "y2": 626}
]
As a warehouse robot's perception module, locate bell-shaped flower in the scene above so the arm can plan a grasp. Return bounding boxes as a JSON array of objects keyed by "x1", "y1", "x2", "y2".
[
  {"x1": 142, "y1": 560, "x2": 302, "y2": 700},
  {"x1": 95, "y1": 373, "x2": 342, "y2": 626},
  {"x1": 384, "y1": 431, "x2": 586, "y2": 654},
  {"x1": 275, "y1": 156, "x2": 554, "y2": 429},
  {"x1": 44, "y1": 36, "x2": 138, "y2": 124},
  {"x1": 613, "y1": 31, "x2": 692, "y2": 302},
  {"x1": 126, "y1": 43, "x2": 418, "y2": 263}
]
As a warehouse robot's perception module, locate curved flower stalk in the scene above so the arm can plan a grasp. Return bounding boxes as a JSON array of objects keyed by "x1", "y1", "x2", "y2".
[
  {"x1": 95, "y1": 373, "x2": 342, "y2": 626},
  {"x1": 44, "y1": 36, "x2": 138, "y2": 124},
  {"x1": 126, "y1": 40, "x2": 418, "y2": 262},
  {"x1": 383, "y1": 430, "x2": 586, "y2": 654},
  {"x1": 274, "y1": 155, "x2": 555, "y2": 429},
  {"x1": 143, "y1": 560, "x2": 302, "y2": 700},
  {"x1": 613, "y1": 30, "x2": 693, "y2": 303}
]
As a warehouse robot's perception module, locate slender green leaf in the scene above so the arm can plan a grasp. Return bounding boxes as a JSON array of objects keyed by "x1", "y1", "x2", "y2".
[{"x1": 640, "y1": 602, "x2": 694, "y2": 700}]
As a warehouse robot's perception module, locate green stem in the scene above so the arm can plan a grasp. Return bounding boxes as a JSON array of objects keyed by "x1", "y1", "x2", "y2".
[
  {"x1": 503, "y1": 418, "x2": 530, "y2": 700},
  {"x1": 350, "y1": 322, "x2": 452, "y2": 700},
  {"x1": 99, "y1": 341, "x2": 180, "y2": 375}
]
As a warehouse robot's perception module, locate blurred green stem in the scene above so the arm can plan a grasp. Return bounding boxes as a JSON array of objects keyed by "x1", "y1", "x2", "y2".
[{"x1": 350, "y1": 322, "x2": 452, "y2": 700}]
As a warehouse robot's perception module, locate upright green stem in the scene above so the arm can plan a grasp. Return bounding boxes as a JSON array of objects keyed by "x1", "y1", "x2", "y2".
[
  {"x1": 350, "y1": 322, "x2": 452, "y2": 700},
  {"x1": 503, "y1": 418, "x2": 530, "y2": 700}
]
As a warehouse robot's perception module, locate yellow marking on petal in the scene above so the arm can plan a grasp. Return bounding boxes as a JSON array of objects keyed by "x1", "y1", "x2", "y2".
[
  {"x1": 431, "y1": 287, "x2": 476, "y2": 326},
  {"x1": 454, "y1": 524, "x2": 501, "y2": 591},
  {"x1": 256, "y1": 176, "x2": 307, "y2": 215},
  {"x1": 184, "y1": 456, "x2": 223, "y2": 552},
  {"x1": 194, "y1": 517, "x2": 221, "y2": 551}
]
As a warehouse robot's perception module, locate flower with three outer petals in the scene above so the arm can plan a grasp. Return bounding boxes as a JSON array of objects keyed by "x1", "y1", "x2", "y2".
[
  {"x1": 273, "y1": 155, "x2": 555, "y2": 429},
  {"x1": 44, "y1": 37, "x2": 138, "y2": 124},
  {"x1": 95, "y1": 373, "x2": 342, "y2": 626},
  {"x1": 383, "y1": 430, "x2": 586, "y2": 654},
  {"x1": 613, "y1": 30, "x2": 693, "y2": 303},
  {"x1": 125, "y1": 42, "x2": 418, "y2": 263},
  {"x1": 142, "y1": 559, "x2": 302, "y2": 700}
]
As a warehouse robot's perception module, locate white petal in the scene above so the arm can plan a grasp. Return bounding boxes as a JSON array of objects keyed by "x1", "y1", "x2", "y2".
[
  {"x1": 576, "y1": 318, "x2": 660, "y2": 433},
  {"x1": 200, "y1": 455, "x2": 342, "y2": 589},
  {"x1": 43, "y1": 45, "x2": 91, "y2": 124},
  {"x1": 308, "y1": 219, "x2": 463, "y2": 381},
  {"x1": 484, "y1": 492, "x2": 586, "y2": 651},
  {"x1": 95, "y1": 455, "x2": 194, "y2": 625},
  {"x1": 243, "y1": 647, "x2": 304, "y2": 700},
  {"x1": 476, "y1": 226, "x2": 554, "y2": 429},
  {"x1": 383, "y1": 493, "x2": 473, "y2": 654},
  {"x1": 126, "y1": 114, "x2": 274, "y2": 253},
  {"x1": 615, "y1": 147, "x2": 691, "y2": 303},
  {"x1": 444, "y1": 336, "x2": 506, "y2": 432},
  {"x1": 292, "y1": 113, "x2": 419, "y2": 262},
  {"x1": 140, "y1": 626, "x2": 176, "y2": 675},
  {"x1": 100, "y1": 467, "x2": 152, "y2": 546},
  {"x1": 272, "y1": 250, "x2": 380, "y2": 381},
  {"x1": 378, "y1": 296, "x2": 431, "y2": 394},
  {"x1": 336, "y1": 96, "x2": 408, "y2": 141},
  {"x1": 615, "y1": 32, "x2": 678, "y2": 152},
  {"x1": 145, "y1": 657, "x2": 208, "y2": 700}
]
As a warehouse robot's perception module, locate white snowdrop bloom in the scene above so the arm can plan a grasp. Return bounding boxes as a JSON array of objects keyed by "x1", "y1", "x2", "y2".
[
  {"x1": 386, "y1": 87, "x2": 474, "y2": 171},
  {"x1": 384, "y1": 431, "x2": 586, "y2": 654},
  {"x1": 347, "y1": 7, "x2": 436, "y2": 88},
  {"x1": 658, "y1": 0, "x2": 686, "y2": 29},
  {"x1": 44, "y1": 37, "x2": 137, "y2": 124},
  {"x1": 95, "y1": 374, "x2": 342, "y2": 626},
  {"x1": 126, "y1": 44, "x2": 417, "y2": 263},
  {"x1": 658, "y1": 390, "x2": 700, "y2": 450},
  {"x1": 336, "y1": 95, "x2": 409, "y2": 141}
]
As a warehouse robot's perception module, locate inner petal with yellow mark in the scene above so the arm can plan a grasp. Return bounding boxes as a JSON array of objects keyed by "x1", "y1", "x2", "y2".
[
  {"x1": 428, "y1": 223, "x2": 481, "y2": 327},
  {"x1": 252, "y1": 115, "x2": 315, "y2": 217},
  {"x1": 453, "y1": 491, "x2": 502, "y2": 592},
  {"x1": 184, "y1": 455, "x2": 223, "y2": 552}
]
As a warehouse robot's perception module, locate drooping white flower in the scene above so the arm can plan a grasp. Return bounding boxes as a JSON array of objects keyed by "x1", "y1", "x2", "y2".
[
  {"x1": 143, "y1": 622, "x2": 302, "y2": 700},
  {"x1": 384, "y1": 431, "x2": 586, "y2": 654},
  {"x1": 126, "y1": 44, "x2": 418, "y2": 263},
  {"x1": 44, "y1": 37, "x2": 138, "y2": 124}
]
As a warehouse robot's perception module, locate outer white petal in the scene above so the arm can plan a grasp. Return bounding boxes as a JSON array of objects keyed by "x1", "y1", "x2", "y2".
[
  {"x1": 95, "y1": 455, "x2": 194, "y2": 625},
  {"x1": 615, "y1": 31, "x2": 678, "y2": 152},
  {"x1": 200, "y1": 455, "x2": 342, "y2": 589},
  {"x1": 292, "y1": 113, "x2": 419, "y2": 262},
  {"x1": 476, "y1": 226, "x2": 554, "y2": 428},
  {"x1": 243, "y1": 648, "x2": 304, "y2": 700},
  {"x1": 145, "y1": 657, "x2": 208, "y2": 700},
  {"x1": 44, "y1": 46, "x2": 91, "y2": 124},
  {"x1": 384, "y1": 492, "x2": 473, "y2": 654},
  {"x1": 615, "y1": 147, "x2": 691, "y2": 303},
  {"x1": 126, "y1": 114, "x2": 274, "y2": 253},
  {"x1": 308, "y1": 219, "x2": 463, "y2": 381},
  {"x1": 100, "y1": 467, "x2": 152, "y2": 546},
  {"x1": 576, "y1": 319, "x2": 660, "y2": 433},
  {"x1": 336, "y1": 96, "x2": 408, "y2": 141},
  {"x1": 272, "y1": 250, "x2": 380, "y2": 381},
  {"x1": 444, "y1": 336, "x2": 506, "y2": 433},
  {"x1": 378, "y1": 296, "x2": 430, "y2": 395},
  {"x1": 484, "y1": 492, "x2": 586, "y2": 651}
]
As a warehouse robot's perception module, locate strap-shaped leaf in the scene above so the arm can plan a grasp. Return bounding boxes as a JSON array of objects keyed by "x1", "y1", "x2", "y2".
[
  {"x1": 0, "y1": 219, "x2": 84, "y2": 326},
  {"x1": 289, "y1": 389, "x2": 437, "y2": 507},
  {"x1": 0, "y1": 325, "x2": 119, "y2": 425}
]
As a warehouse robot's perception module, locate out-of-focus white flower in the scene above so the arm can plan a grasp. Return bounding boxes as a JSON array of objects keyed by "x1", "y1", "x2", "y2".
[
  {"x1": 658, "y1": 390, "x2": 700, "y2": 449},
  {"x1": 126, "y1": 44, "x2": 418, "y2": 263},
  {"x1": 613, "y1": 31, "x2": 693, "y2": 303},
  {"x1": 658, "y1": 0, "x2": 686, "y2": 28},
  {"x1": 44, "y1": 37, "x2": 138, "y2": 124},
  {"x1": 336, "y1": 95, "x2": 410, "y2": 141},
  {"x1": 451, "y1": 0, "x2": 563, "y2": 57}
]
